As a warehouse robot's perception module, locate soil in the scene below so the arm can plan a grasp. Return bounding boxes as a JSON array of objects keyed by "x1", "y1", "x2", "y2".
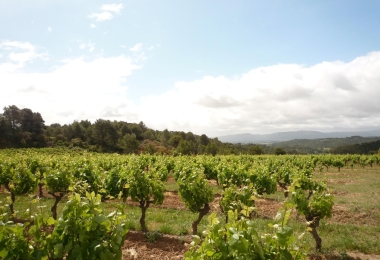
[
  {"x1": 308, "y1": 252, "x2": 380, "y2": 260},
  {"x1": 122, "y1": 231, "x2": 190, "y2": 260},
  {"x1": 330, "y1": 205, "x2": 380, "y2": 226},
  {"x1": 255, "y1": 198, "x2": 283, "y2": 219}
]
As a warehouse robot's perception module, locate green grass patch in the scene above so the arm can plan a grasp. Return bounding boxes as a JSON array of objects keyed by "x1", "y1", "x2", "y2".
[
  {"x1": 163, "y1": 180, "x2": 179, "y2": 192},
  {"x1": 318, "y1": 222, "x2": 380, "y2": 254}
]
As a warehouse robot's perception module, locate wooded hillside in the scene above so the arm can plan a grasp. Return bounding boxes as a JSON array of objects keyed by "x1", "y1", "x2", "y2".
[{"x1": 1, "y1": 105, "x2": 379, "y2": 155}]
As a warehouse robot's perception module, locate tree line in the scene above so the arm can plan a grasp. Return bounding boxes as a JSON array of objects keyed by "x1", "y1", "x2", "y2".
[
  {"x1": 0, "y1": 105, "x2": 267, "y2": 155},
  {"x1": 331, "y1": 140, "x2": 380, "y2": 154},
  {"x1": 2, "y1": 105, "x2": 379, "y2": 155}
]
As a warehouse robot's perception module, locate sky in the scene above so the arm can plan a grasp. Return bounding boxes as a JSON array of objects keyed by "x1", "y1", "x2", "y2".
[{"x1": 1, "y1": 0, "x2": 380, "y2": 137}]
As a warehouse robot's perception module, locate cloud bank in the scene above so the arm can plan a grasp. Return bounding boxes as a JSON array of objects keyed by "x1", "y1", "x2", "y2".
[
  {"x1": 0, "y1": 41, "x2": 140, "y2": 125},
  {"x1": 139, "y1": 52, "x2": 380, "y2": 136},
  {"x1": 1, "y1": 40, "x2": 380, "y2": 136}
]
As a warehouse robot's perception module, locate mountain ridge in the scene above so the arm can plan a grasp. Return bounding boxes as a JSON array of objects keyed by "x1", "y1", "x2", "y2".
[{"x1": 218, "y1": 130, "x2": 380, "y2": 144}]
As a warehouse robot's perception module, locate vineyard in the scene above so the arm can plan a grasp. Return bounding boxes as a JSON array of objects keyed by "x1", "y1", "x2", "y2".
[{"x1": 0, "y1": 148, "x2": 379, "y2": 259}]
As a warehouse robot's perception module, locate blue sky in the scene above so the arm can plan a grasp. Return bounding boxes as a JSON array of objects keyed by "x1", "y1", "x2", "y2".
[{"x1": 1, "y1": 1, "x2": 380, "y2": 136}]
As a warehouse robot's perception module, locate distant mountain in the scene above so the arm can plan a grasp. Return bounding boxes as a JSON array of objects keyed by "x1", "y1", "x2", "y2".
[{"x1": 218, "y1": 130, "x2": 380, "y2": 144}]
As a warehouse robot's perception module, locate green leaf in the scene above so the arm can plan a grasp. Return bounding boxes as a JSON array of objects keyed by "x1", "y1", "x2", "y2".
[
  {"x1": 0, "y1": 249, "x2": 8, "y2": 258},
  {"x1": 47, "y1": 217, "x2": 55, "y2": 225},
  {"x1": 206, "y1": 250, "x2": 215, "y2": 256},
  {"x1": 192, "y1": 235, "x2": 201, "y2": 245},
  {"x1": 251, "y1": 239, "x2": 265, "y2": 260},
  {"x1": 54, "y1": 243, "x2": 64, "y2": 258},
  {"x1": 280, "y1": 249, "x2": 293, "y2": 260}
]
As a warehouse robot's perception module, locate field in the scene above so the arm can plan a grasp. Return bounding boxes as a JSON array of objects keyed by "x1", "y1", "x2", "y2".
[
  {"x1": 120, "y1": 167, "x2": 380, "y2": 259},
  {"x1": 0, "y1": 149, "x2": 380, "y2": 259}
]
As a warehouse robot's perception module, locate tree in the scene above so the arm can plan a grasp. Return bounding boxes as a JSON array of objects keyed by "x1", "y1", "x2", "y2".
[
  {"x1": 249, "y1": 145, "x2": 264, "y2": 155},
  {"x1": 160, "y1": 129, "x2": 171, "y2": 145},
  {"x1": 115, "y1": 121, "x2": 132, "y2": 137},
  {"x1": 143, "y1": 129, "x2": 156, "y2": 140},
  {"x1": 2, "y1": 107, "x2": 46, "y2": 147},
  {"x1": 93, "y1": 119, "x2": 119, "y2": 151},
  {"x1": 197, "y1": 144, "x2": 206, "y2": 154},
  {"x1": 185, "y1": 132, "x2": 197, "y2": 142},
  {"x1": 138, "y1": 121, "x2": 148, "y2": 132},
  {"x1": 79, "y1": 119, "x2": 92, "y2": 129},
  {"x1": 118, "y1": 133, "x2": 139, "y2": 154},
  {"x1": 3, "y1": 105, "x2": 21, "y2": 143},
  {"x1": 47, "y1": 123, "x2": 62, "y2": 135},
  {"x1": 199, "y1": 134, "x2": 209, "y2": 146},
  {"x1": 274, "y1": 147, "x2": 287, "y2": 155},
  {"x1": 0, "y1": 115, "x2": 11, "y2": 147},
  {"x1": 205, "y1": 142, "x2": 218, "y2": 156},
  {"x1": 71, "y1": 121, "x2": 86, "y2": 141},
  {"x1": 20, "y1": 108, "x2": 36, "y2": 133},
  {"x1": 176, "y1": 140, "x2": 195, "y2": 155},
  {"x1": 130, "y1": 124, "x2": 144, "y2": 141},
  {"x1": 168, "y1": 134, "x2": 183, "y2": 148},
  {"x1": 25, "y1": 110, "x2": 47, "y2": 147},
  {"x1": 141, "y1": 142, "x2": 157, "y2": 155}
]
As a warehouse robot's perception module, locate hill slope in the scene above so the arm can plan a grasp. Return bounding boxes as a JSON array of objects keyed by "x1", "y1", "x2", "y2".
[{"x1": 272, "y1": 136, "x2": 380, "y2": 154}]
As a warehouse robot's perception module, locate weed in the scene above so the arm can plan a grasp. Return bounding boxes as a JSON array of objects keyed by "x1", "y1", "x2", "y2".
[
  {"x1": 159, "y1": 223, "x2": 174, "y2": 234},
  {"x1": 144, "y1": 230, "x2": 163, "y2": 243}
]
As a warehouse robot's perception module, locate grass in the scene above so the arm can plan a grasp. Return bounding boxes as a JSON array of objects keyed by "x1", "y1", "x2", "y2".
[
  {"x1": 0, "y1": 193, "x2": 212, "y2": 236},
  {"x1": 104, "y1": 203, "x2": 213, "y2": 236},
  {"x1": 163, "y1": 179, "x2": 179, "y2": 192},
  {"x1": 1, "y1": 165, "x2": 380, "y2": 255},
  {"x1": 318, "y1": 167, "x2": 380, "y2": 219},
  {"x1": 311, "y1": 166, "x2": 380, "y2": 254},
  {"x1": 318, "y1": 222, "x2": 380, "y2": 253},
  {"x1": 0, "y1": 194, "x2": 59, "y2": 220}
]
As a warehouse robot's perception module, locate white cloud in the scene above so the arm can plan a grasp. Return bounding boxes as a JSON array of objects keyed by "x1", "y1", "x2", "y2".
[
  {"x1": 0, "y1": 40, "x2": 35, "y2": 51},
  {"x1": 88, "y1": 3, "x2": 124, "y2": 22},
  {"x1": 130, "y1": 43, "x2": 143, "y2": 53},
  {"x1": 47, "y1": 26, "x2": 52, "y2": 32},
  {"x1": 1, "y1": 42, "x2": 380, "y2": 136},
  {"x1": 0, "y1": 55, "x2": 141, "y2": 125},
  {"x1": 138, "y1": 52, "x2": 380, "y2": 136},
  {"x1": 0, "y1": 40, "x2": 47, "y2": 73},
  {"x1": 128, "y1": 43, "x2": 158, "y2": 62},
  {"x1": 78, "y1": 40, "x2": 95, "y2": 52},
  {"x1": 100, "y1": 4, "x2": 123, "y2": 13},
  {"x1": 88, "y1": 12, "x2": 113, "y2": 22},
  {"x1": 90, "y1": 23, "x2": 96, "y2": 28}
]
